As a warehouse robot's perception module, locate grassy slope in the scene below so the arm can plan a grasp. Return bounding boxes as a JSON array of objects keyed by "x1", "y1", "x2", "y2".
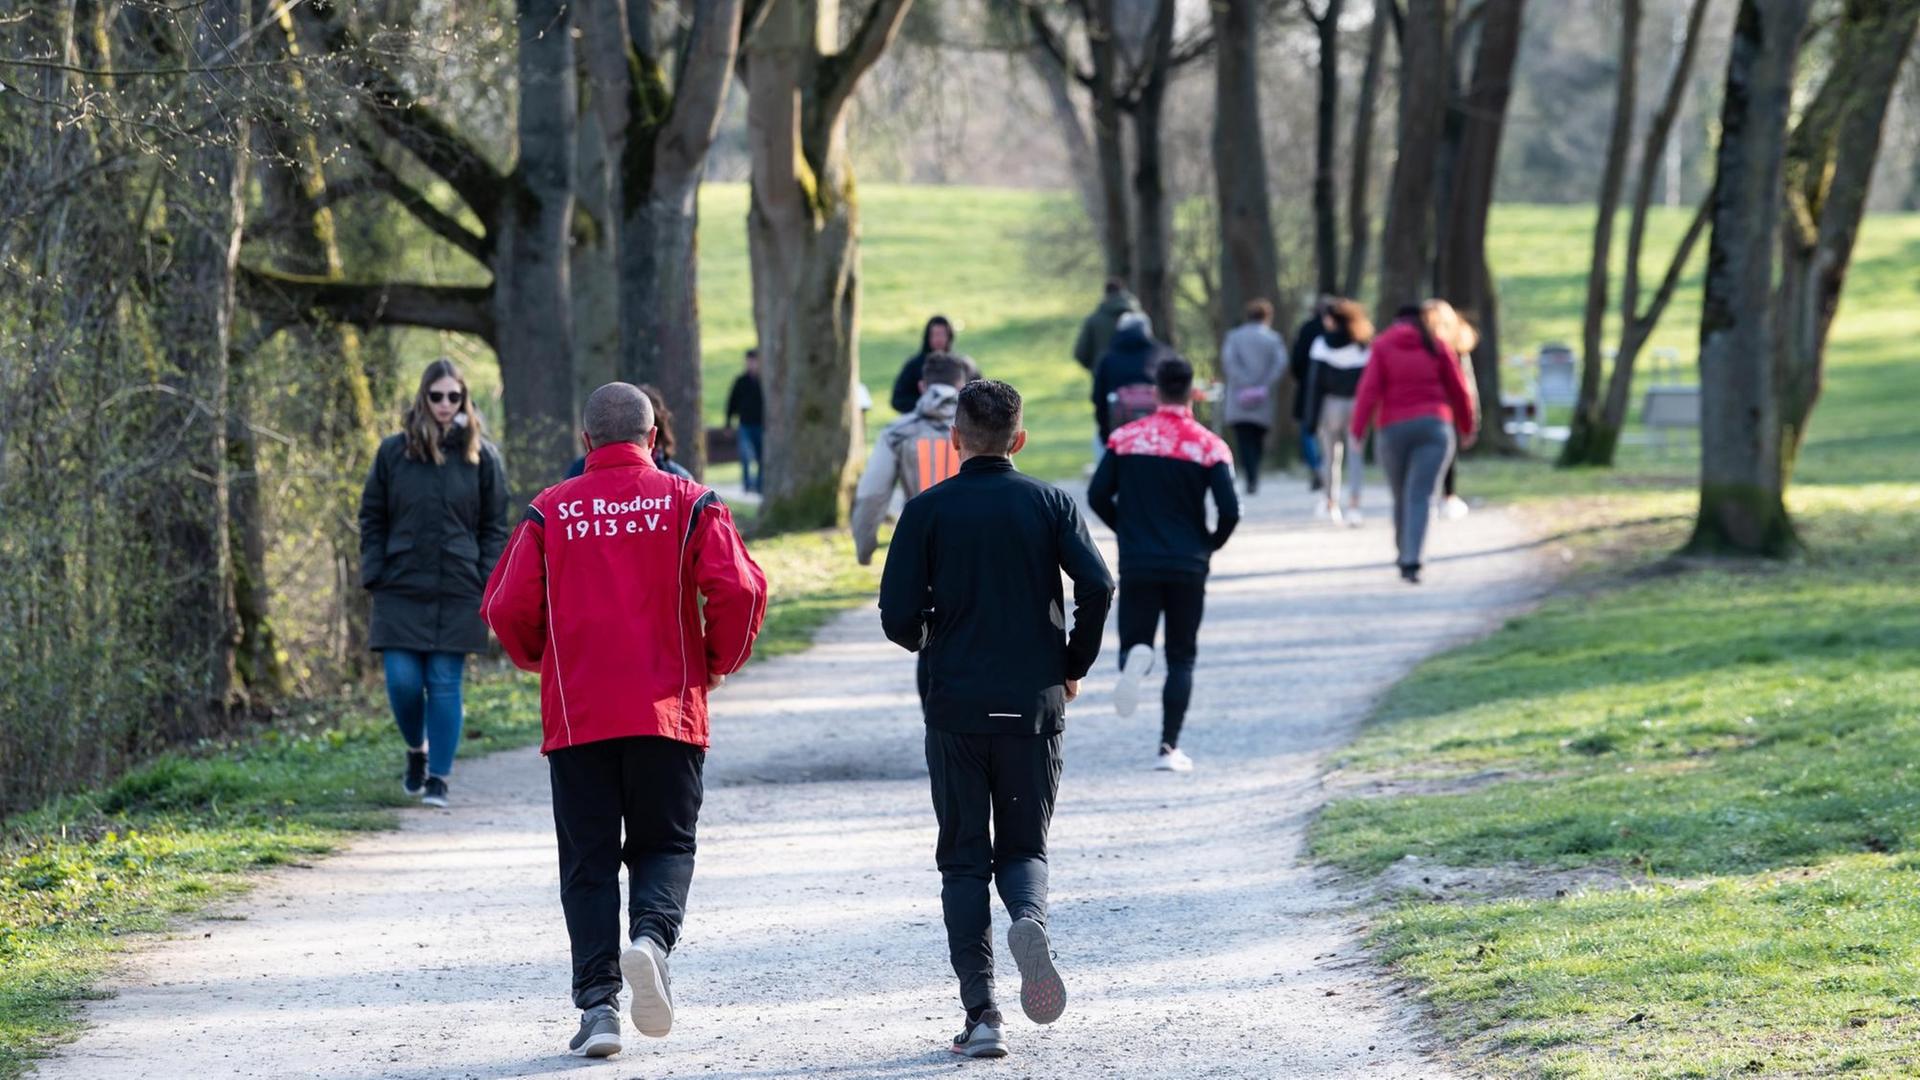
[{"x1": 1308, "y1": 209, "x2": 1920, "y2": 1077}]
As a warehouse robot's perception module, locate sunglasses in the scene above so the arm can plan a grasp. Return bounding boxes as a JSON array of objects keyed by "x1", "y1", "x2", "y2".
[{"x1": 428, "y1": 391, "x2": 465, "y2": 405}]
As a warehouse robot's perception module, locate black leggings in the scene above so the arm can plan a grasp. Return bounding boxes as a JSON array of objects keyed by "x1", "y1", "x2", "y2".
[
  {"x1": 1230, "y1": 423, "x2": 1267, "y2": 492},
  {"x1": 1117, "y1": 574, "x2": 1206, "y2": 748}
]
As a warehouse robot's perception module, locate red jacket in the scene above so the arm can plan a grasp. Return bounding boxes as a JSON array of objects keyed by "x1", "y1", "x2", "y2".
[
  {"x1": 480, "y1": 442, "x2": 768, "y2": 753},
  {"x1": 1349, "y1": 320, "x2": 1477, "y2": 440}
]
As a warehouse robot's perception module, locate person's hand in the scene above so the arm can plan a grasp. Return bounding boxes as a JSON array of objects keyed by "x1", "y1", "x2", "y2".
[
  {"x1": 1064, "y1": 678, "x2": 1081, "y2": 703},
  {"x1": 707, "y1": 673, "x2": 727, "y2": 692},
  {"x1": 1461, "y1": 429, "x2": 1479, "y2": 451}
]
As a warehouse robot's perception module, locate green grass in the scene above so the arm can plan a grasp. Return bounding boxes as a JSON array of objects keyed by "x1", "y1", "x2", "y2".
[{"x1": 0, "y1": 525, "x2": 877, "y2": 1077}]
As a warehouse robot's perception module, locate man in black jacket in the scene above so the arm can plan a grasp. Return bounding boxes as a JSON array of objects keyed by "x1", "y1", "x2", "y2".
[
  {"x1": 1088, "y1": 357, "x2": 1240, "y2": 773},
  {"x1": 879, "y1": 379, "x2": 1114, "y2": 1060}
]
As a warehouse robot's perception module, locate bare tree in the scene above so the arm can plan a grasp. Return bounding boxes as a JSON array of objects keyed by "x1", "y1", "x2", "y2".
[
  {"x1": 1775, "y1": 0, "x2": 1920, "y2": 475},
  {"x1": 1304, "y1": 0, "x2": 1345, "y2": 295},
  {"x1": 1436, "y1": 0, "x2": 1526, "y2": 455},
  {"x1": 744, "y1": 0, "x2": 913, "y2": 530},
  {"x1": 1560, "y1": 0, "x2": 1715, "y2": 467},
  {"x1": 1686, "y1": 0, "x2": 1815, "y2": 557},
  {"x1": 1215, "y1": 0, "x2": 1285, "y2": 325},
  {"x1": 1377, "y1": 0, "x2": 1453, "y2": 319},
  {"x1": 1343, "y1": 0, "x2": 1390, "y2": 299}
]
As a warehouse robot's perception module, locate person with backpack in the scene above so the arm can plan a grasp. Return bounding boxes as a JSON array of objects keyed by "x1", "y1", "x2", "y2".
[
  {"x1": 1348, "y1": 306, "x2": 1478, "y2": 583},
  {"x1": 1072, "y1": 278, "x2": 1141, "y2": 373},
  {"x1": 481, "y1": 382, "x2": 769, "y2": 1060},
  {"x1": 1087, "y1": 357, "x2": 1240, "y2": 773},
  {"x1": 358, "y1": 357, "x2": 510, "y2": 810},
  {"x1": 1219, "y1": 298, "x2": 1287, "y2": 495},
  {"x1": 1304, "y1": 299, "x2": 1375, "y2": 525},
  {"x1": 879, "y1": 380, "x2": 1114, "y2": 1060},
  {"x1": 1091, "y1": 311, "x2": 1173, "y2": 447},
  {"x1": 853, "y1": 351, "x2": 969, "y2": 567},
  {"x1": 890, "y1": 316, "x2": 979, "y2": 414}
]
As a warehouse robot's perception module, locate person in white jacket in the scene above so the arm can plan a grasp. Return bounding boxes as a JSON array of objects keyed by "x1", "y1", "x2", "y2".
[
  {"x1": 1218, "y1": 299, "x2": 1287, "y2": 495},
  {"x1": 852, "y1": 351, "x2": 970, "y2": 566}
]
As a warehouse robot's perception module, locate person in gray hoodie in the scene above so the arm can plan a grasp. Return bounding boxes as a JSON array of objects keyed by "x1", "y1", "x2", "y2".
[
  {"x1": 1218, "y1": 298, "x2": 1287, "y2": 494},
  {"x1": 853, "y1": 351, "x2": 971, "y2": 566}
]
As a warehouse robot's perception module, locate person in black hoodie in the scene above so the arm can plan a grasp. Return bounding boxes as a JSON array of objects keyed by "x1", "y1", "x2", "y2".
[
  {"x1": 1289, "y1": 297, "x2": 1333, "y2": 491},
  {"x1": 1088, "y1": 357, "x2": 1239, "y2": 773},
  {"x1": 890, "y1": 315, "x2": 980, "y2": 414},
  {"x1": 879, "y1": 379, "x2": 1114, "y2": 1060},
  {"x1": 1090, "y1": 311, "x2": 1175, "y2": 444}
]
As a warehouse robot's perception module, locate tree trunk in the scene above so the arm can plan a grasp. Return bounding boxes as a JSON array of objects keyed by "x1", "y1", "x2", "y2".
[
  {"x1": 1130, "y1": 0, "x2": 1177, "y2": 341},
  {"x1": 145, "y1": 0, "x2": 249, "y2": 740},
  {"x1": 226, "y1": 336, "x2": 283, "y2": 698},
  {"x1": 1377, "y1": 0, "x2": 1452, "y2": 319},
  {"x1": 746, "y1": 0, "x2": 912, "y2": 530},
  {"x1": 1686, "y1": 0, "x2": 1814, "y2": 558},
  {"x1": 1090, "y1": 0, "x2": 1134, "y2": 283},
  {"x1": 1435, "y1": 0, "x2": 1525, "y2": 455},
  {"x1": 1775, "y1": 0, "x2": 1919, "y2": 477},
  {"x1": 572, "y1": 89, "x2": 623, "y2": 409},
  {"x1": 1310, "y1": 0, "x2": 1345, "y2": 295},
  {"x1": 1344, "y1": 0, "x2": 1389, "y2": 299},
  {"x1": 1023, "y1": 29, "x2": 1105, "y2": 235},
  {"x1": 494, "y1": 0, "x2": 579, "y2": 495},
  {"x1": 1561, "y1": 0, "x2": 1640, "y2": 468},
  {"x1": 1212, "y1": 0, "x2": 1283, "y2": 327}
]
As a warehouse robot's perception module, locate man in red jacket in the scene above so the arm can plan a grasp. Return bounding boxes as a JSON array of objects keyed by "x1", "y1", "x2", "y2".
[{"x1": 481, "y1": 382, "x2": 768, "y2": 1060}]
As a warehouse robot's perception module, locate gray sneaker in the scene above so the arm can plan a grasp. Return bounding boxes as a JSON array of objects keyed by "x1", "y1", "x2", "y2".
[
  {"x1": 568, "y1": 1004, "x2": 621, "y2": 1058},
  {"x1": 1008, "y1": 917, "x2": 1067, "y2": 1025},
  {"x1": 950, "y1": 1009, "x2": 1008, "y2": 1058},
  {"x1": 620, "y1": 937, "x2": 674, "y2": 1038}
]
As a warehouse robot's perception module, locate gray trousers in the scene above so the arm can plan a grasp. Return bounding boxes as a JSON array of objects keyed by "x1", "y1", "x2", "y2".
[
  {"x1": 1378, "y1": 417, "x2": 1456, "y2": 569},
  {"x1": 1315, "y1": 395, "x2": 1365, "y2": 505}
]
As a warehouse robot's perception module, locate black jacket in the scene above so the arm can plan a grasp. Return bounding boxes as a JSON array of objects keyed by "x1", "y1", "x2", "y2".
[
  {"x1": 1087, "y1": 407, "x2": 1240, "y2": 579},
  {"x1": 1288, "y1": 317, "x2": 1321, "y2": 422},
  {"x1": 879, "y1": 457, "x2": 1114, "y2": 735},
  {"x1": 358, "y1": 432, "x2": 510, "y2": 653},
  {"x1": 1091, "y1": 324, "x2": 1175, "y2": 439},
  {"x1": 891, "y1": 316, "x2": 970, "y2": 412},
  {"x1": 1304, "y1": 328, "x2": 1367, "y2": 430},
  {"x1": 726, "y1": 372, "x2": 764, "y2": 427}
]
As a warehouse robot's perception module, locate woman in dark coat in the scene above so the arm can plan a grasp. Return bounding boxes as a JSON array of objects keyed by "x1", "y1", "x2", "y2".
[
  {"x1": 358, "y1": 358, "x2": 509, "y2": 808},
  {"x1": 889, "y1": 315, "x2": 979, "y2": 413}
]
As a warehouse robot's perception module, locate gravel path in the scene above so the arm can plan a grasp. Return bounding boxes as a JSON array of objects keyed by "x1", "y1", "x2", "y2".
[{"x1": 37, "y1": 482, "x2": 1546, "y2": 1079}]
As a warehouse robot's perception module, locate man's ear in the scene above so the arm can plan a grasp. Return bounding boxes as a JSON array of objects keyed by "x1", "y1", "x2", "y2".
[
  {"x1": 644, "y1": 427, "x2": 658, "y2": 452},
  {"x1": 581, "y1": 431, "x2": 594, "y2": 453},
  {"x1": 1008, "y1": 430, "x2": 1028, "y2": 456},
  {"x1": 948, "y1": 427, "x2": 965, "y2": 456}
]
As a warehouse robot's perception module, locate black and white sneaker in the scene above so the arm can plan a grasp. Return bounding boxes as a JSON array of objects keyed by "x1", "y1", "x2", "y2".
[
  {"x1": 950, "y1": 1009, "x2": 1008, "y2": 1058},
  {"x1": 620, "y1": 937, "x2": 674, "y2": 1038},
  {"x1": 1008, "y1": 916, "x2": 1067, "y2": 1025},
  {"x1": 402, "y1": 750, "x2": 428, "y2": 797},
  {"x1": 568, "y1": 1003, "x2": 622, "y2": 1058},
  {"x1": 420, "y1": 776, "x2": 450, "y2": 808}
]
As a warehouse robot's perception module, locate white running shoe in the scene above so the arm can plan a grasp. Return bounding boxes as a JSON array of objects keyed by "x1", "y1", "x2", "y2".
[
  {"x1": 1155, "y1": 744, "x2": 1194, "y2": 772},
  {"x1": 1344, "y1": 505, "x2": 1365, "y2": 527},
  {"x1": 1327, "y1": 503, "x2": 1345, "y2": 525},
  {"x1": 1443, "y1": 495, "x2": 1470, "y2": 520},
  {"x1": 1113, "y1": 644, "x2": 1154, "y2": 718},
  {"x1": 620, "y1": 937, "x2": 674, "y2": 1038}
]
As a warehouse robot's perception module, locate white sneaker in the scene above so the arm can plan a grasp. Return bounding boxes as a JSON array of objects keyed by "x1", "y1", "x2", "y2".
[
  {"x1": 1443, "y1": 495, "x2": 1470, "y2": 520},
  {"x1": 620, "y1": 937, "x2": 674, "y2": 1038},
  {"x1": 1113, "y1": 644, "x2": 1154, "y2": 718},
  {"x1": 1327, "y1": 503, "x2": 1345, "y2": 525},
  {"x1": 1344, "y1": 505, "x2": 1364, "y2": 527},
  {"x1": 1155, "y1": 745, "x2": 1194, "y2": 772}
]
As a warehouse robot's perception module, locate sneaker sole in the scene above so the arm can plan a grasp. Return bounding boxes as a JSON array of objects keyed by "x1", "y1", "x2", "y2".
[
  {"x1": 402, "y1": 782, "x2": 425, "y2": 797},
  {"x1": 1113, "y1": 645, "x2": 1151, "y2": 719},
  {"x1": 1008, "y1": 917, "x2": 1066, "y2": 1025},
  {"x1": 420, "y1": 794, "x2": 448, "y2": 808},
  {"x1": 621, "y1": 941, "x2": 674, "y2": 1038},
  {"x1": 950, "y1": 1038, "x2": 1009, "y2": 1059},
  {"x1": 570, "y1": 1032, "x2": 622, "y2": 1058}
]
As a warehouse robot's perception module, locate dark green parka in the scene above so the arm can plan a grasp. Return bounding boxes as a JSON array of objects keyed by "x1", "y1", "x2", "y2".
[{"x1": 358, "y1": 431, "x2": 510, "y2": 654}]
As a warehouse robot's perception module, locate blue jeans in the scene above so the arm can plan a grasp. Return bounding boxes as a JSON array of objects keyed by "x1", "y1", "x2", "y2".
[
  {"x1": 737, "y1": 424, "x2": 763, "y2": 492},
  {"x1": 382, "y1": 650, "x2": 467, "y2": 778},
  {"x1": 1300, "y1": 428, "x2": 1323, "y2": 475}
]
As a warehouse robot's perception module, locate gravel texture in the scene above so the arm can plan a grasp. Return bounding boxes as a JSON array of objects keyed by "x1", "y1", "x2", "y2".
[{"x1": 36, "y1": 482, "x2": 1545, "y2": 1079}]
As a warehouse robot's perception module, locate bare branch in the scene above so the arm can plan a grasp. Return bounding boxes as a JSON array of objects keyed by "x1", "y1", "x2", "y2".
[
  {"x1": 817, "y1": 0, "x2": 915, "y2": 120},
  {"x1": 238, "y1": 267, "x2": 495, "y2": 340},
  {"x1": 658, "y1": 0, "x2": 748, "y2": 185},
  {"x1": 1632, "y1": 191, "x2": 1711, "y2": 340}
]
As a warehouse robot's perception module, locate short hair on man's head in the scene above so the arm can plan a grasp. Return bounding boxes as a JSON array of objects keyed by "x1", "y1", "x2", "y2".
[
  {"x1": 921, "y1": 351, "x2": 968, "y2": 389},
  {"x1": 582, "y1": 382, "x2": 655, "y2": 446},
  {"x1": 1104, "y1": 277, "x2": 1127, "y2": 295},
  {"x1": 1244, "y1": 298, "x2": 1273, "y2": 324},
  {"x1": 745, "y1": 347, "x2": 759, "y2": 360},
  {"x1": 1155, "y1": 356, "x2": 1195, "y2": 404},
  {"x1": 954, "y1": 379, "x2": 1024, "y2": 454}
]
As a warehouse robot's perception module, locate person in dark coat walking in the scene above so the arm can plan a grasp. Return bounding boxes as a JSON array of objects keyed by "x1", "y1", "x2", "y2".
[
  {"x1": 1288, "y1": 297, "x2": 1334, "y2": 491},
  {"x1": 359, "y1": 358, "x2": 510, "y2": 808},
  {"x1": 879, "y1": 380, "x2": 1114, "y2": 1059},
  {"x1": 890, "y1": 316, "x2": 979, "y2": 414},
  {"x1": 1090, "y1": 312, "x2": 1174, "y2": 445},
  {"x1": 724, "y1": 349, "x2": 764, "y2": 493}
]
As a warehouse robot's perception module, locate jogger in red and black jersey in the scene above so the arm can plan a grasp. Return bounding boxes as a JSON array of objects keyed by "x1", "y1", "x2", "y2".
[{"x1": 1087, "y1": 357, "x2": 1241, "y2": 772}]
